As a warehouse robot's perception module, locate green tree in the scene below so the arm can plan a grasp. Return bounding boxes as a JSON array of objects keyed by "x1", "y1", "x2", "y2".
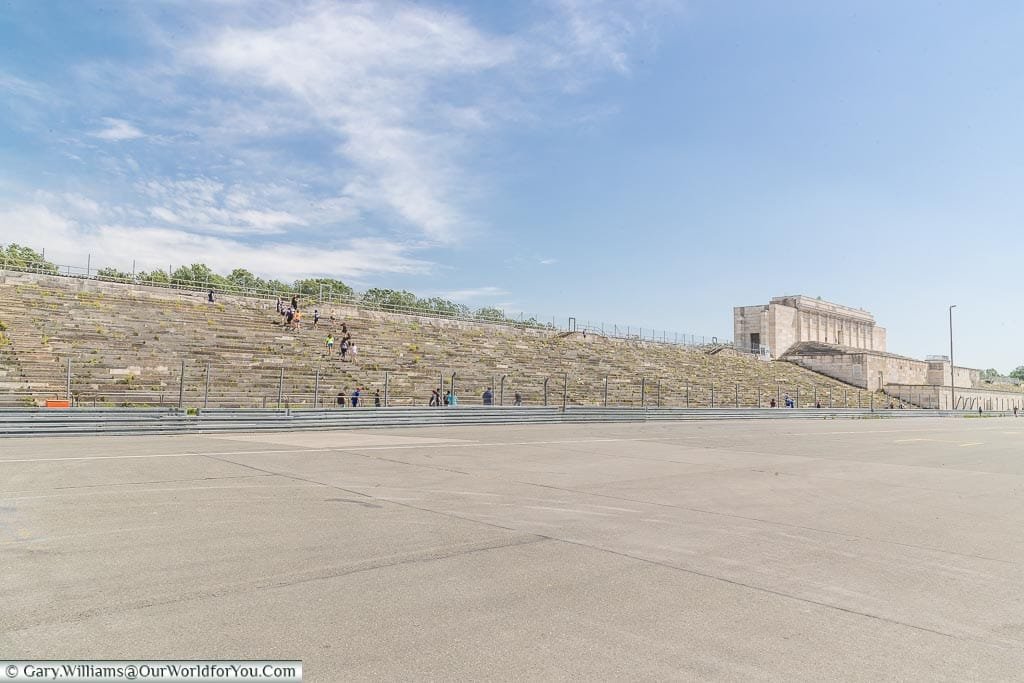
[
  {"x1": 170, "y1": 263, "x2": 228, "y2": 289},
  {"x1": 474, "y1": 306, "x2": 506, "y2": 322},
  {"x1": 1010, "y1": 366, "x2": 1024, "y2": 381},
  {"x1": 137, "y1": 269, "x2": 170, "y2": 284},
  {"x1": 419, "y1": 297, "x2": 470, "y2": 317},
  {"x1": 361, "y1": 288, "x2": 418, "y2": 311},
  {"x1": 293, "y1": 277, "x2": 354, "y2": 299},
  {"x1": 1, "y1": 243, "x2": 58, "y2": 274},
  {"x1": 226, "y1": 268, "x2": 265, "y2": 291},
  {"x1": 981, "y1": 368, "x2": 1000, "y2": 380},
  {"x1": 96, "y1": 266, "x2": 132, "y2": 280},
  {"x1": 264, "y1": 279, "x2": 292, "y2": 294}
]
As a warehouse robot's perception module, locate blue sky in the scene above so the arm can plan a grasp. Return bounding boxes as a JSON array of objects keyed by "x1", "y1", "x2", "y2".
[{"x1": 1, "y1": 1, "x2": 1022, "y2": 371}]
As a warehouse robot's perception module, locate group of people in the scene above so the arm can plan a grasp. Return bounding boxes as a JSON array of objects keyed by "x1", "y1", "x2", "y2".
[
  {"x1": 335, "y1": 386, "x2": 381, "y2": 408},
  {"x1": 276, "y1": 295, "x2": 305, "y2": 331},
  {"x1": 769, "y1": 394, "x2": 797, "y2": 408},
  {"x1": 325, "y1": 323, "x2": 357, "y2": 361},
  {"x1": 428, "y1": 387, "x2": 523, "y2": 406}
]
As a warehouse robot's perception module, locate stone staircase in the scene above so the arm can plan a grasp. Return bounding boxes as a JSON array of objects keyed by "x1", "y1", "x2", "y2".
[{"x1": 0, "y1": 272, "x2": 886, "y2": 409}]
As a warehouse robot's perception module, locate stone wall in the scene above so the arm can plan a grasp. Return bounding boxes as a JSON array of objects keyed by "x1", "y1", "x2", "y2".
[
  {"x1": 885, "y1": 384, "x2": 1024, "y2": 411},
  {"x1": 734, "y1": 295, "x2": 884, "y2": 358},
  {"x1": 781, "y1": 344, "x2": 987, "y2": 392}
]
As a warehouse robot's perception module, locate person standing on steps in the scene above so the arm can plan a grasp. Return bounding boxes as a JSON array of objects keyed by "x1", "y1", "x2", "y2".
[
  {"x1": 374, "y1": 390, "x2": 381, "y2": 407},
  {"x1": 313, "y1": 309, "x2": 320, "y2": 328},
  {"x1": 514, "y1": 392, "x2": 523, "y2": 406},
  {"x1": 208, "y1": 290, "x2": 214, "y2": 303},
  {"x1": 351, "y1": 386, "x2": 361, "y2": 407},
  {"x1": 482, "y1": 387, "x2": 493, "y2": 405},
  {"x1": 291, "y1": 294, "x2": 298, "y2": 311},
  {"x1": 326, "y1": 334, "x2": 334, "y2": 353},
  {"x1": 430, "y1": 388, "x2": 440, "y2": 406},
  {"x1": 337, "y1": 390, "x2": 346, "y2": 408}
]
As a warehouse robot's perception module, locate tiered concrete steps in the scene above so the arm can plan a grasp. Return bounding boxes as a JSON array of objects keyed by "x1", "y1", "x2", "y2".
[{"x1": 0, "y1": 272, "x2": 885, "y2": 408}]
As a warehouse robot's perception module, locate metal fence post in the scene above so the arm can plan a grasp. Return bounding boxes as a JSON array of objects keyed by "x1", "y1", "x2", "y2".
[
  {"x1": 204, "y1": 363, "x2": 211, "y2": 409},
  {"x1": 544, "y1": 377, "x2": 549, "y2": 406},
  {"x1": 685, "y1": 383, "x2": 689, "y2": 408},
  {"x1": 829, "y1": 386, "x2": 833, "y2": 408},
  {"x1": 711, "y1": 383, "x2": 715, "y2": 408},
  {"x1": 796, "y1": 387, "x2": 800, "y2": 408},
  {"x1": 384, "y1": 371, "x2": 389, "y2": 407},
  {"x1": 813, "y1": 386, "x2": 817, "y2": 407},
  {"x1": 777, "y1": 384, "x2": 782, "y2": 407},
  {"x1": 313, "y1": 364, "x2": 320, "y2": 408},
  {"x1": 640, "y1": 377, "x2": 645, "y2": 408},
  {"x1": 604, "y1": 375, "x2": 609, "y2": 407},
  {"x1": 451, "y1": 372, "x2": 457, "y2": 401},
  {"x1": 658, "y1": 380, "x2": 662, "y2": 408},
  {"x1": 178, "y1": 360, "x2": 185, "y2": 411},
  {"x1": 562, "y1": 373, "x2": 568, "y2": 411},
  {"x1": 499, "y1": 375, "x2": 506, "y2": 406},
  {"x1": 66, "y1": 357, "x2": 72, "y2": 402},
  {"x1": 735, "y1": 384, "x2": 739, "y2": 408},
  {"x1": 278, "y1": 367, "x2": 284, "y2": 409},
  {"x1": 757, "y1": 387, "x2": 761, "y2": 408}
]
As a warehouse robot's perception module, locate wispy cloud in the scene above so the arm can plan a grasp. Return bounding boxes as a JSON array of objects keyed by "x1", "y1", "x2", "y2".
[
  {"x1": 91, "y1": 117, "x2": 146, "y2": 141},
  {"x1": 0, "y1": 1, "x2": 675, "y2": 285},
  {"x1": 437, "y1": 286, "x2": 510, "y2": 302},
  {"x1": 0, "y1": 201, "x2": 427, "y2": 281},
  {"x1": 183, "y1": 2, "x2": 521, "y2": 244}
]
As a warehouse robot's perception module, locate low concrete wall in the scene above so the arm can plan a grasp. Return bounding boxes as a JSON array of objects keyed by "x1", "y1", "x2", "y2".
[
  {"x1": 786, "y1": 347, "x2": 981, "y2": 392},
  {"x1": 886, "y1": 383, "x2": 1024, "y2": 411}
]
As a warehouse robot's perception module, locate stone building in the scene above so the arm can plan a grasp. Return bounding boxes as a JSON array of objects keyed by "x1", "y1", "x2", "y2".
[{"x1": 734, "y1": 295, "x2": 886, "y2": 358}]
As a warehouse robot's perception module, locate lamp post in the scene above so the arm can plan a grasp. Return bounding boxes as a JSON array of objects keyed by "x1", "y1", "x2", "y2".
[{"x1": 949, "y1": 305, "x2": 957, "y2": 411}]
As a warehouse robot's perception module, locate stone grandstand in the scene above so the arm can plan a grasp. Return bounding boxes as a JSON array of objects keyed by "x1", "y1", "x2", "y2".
[{"x1": 0, "y1": 271, "x2": 888, "y2": 409}]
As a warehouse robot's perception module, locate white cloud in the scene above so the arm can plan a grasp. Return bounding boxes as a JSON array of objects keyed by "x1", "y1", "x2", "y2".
[
  {"x1": 91, "y1": 117, "x2": 146, "y2": 141},
  {"x1": 186, "y1": 3, "x2": 519, "y2": 244},
  {"x1": 437, "y1": 286, "x2": 509, "y2": 302},
  {"x1": 136, "y1": 177, "x2": 308, "y2": 235},
  {"x1": 1, "y1": 2, "x2": 675, "y2": 288},
  {"x1": 0, "y1": 202, "x2": 428, "y2": 282},
  {"x1": 0, "y1": 70, "x2": 49, "y2": 101}
]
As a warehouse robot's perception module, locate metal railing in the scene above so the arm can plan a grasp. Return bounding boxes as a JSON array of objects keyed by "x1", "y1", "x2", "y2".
[
  {"x1": 0, "y1": 256, "x2": 730, "y2": 348},
  {"x1": 1, "y1": 405, "x2": 1020, "y2": 438},
  {"x1": 3, "y1": 355, "x2": 982, "y2": 413}
]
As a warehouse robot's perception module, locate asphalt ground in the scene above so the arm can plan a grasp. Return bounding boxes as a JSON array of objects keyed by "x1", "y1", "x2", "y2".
[{"x1": 2, "y1": 418, "x2": 1023, "y2": 681}]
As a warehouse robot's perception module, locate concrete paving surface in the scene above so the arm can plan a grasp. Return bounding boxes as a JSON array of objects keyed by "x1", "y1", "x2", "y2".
[{"x1": 2, "y1": 417, "x2": 1024, "y2": 680}]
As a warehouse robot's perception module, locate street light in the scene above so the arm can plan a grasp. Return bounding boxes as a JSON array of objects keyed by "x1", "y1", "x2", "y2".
[{"x1": 949, "y1": 305, "x2": 957, "y2": 411}]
